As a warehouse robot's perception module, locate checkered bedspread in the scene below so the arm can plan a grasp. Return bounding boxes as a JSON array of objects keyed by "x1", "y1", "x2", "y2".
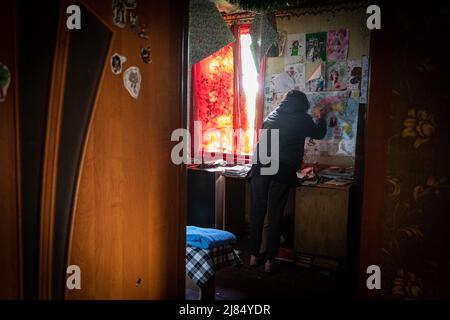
[{"x1": 186, "y1": 245, "x2": 242, "y2": 287}]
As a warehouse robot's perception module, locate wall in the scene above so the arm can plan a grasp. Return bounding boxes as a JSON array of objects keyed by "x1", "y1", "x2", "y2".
[
  {"x1": 267, "y1": 9, "x2": 370, "y2": 75},
  {"x1": 0, "y1": 0, "x2": 20, "y2": 300},
  {"x1": 379, "y1": 5, "x2": 450, "y2": 299},
  {"x1": 266, "y1": 7, "x2": 370, "y2": 167}
]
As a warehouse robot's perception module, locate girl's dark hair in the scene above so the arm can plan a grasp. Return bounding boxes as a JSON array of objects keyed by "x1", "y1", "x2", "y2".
[{"x1": 281, "y1": 90, "x2": 310, "y2": 113}]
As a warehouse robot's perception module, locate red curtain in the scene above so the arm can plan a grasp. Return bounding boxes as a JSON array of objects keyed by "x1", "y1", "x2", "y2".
[
  {"x1": 190, "y1": 45, "x2": 235, "y2": 158},
  {"x1": 190, "y1": 23, "x2": 266, "y2": 163}
]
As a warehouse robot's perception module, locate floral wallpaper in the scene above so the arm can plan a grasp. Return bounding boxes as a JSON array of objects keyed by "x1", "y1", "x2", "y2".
[{"x1": 381, "y1": 6, "x2": 450, "y2": 299}]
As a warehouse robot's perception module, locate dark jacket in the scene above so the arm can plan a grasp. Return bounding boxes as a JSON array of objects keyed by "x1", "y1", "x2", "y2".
[{"x1": 249, "y1": 96, "x2": 327, "y2": 186}]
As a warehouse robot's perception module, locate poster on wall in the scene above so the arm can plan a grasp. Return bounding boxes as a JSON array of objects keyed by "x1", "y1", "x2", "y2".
[
  {"x1": 0, "y1": 63, "x2": 11, "y2": 103},
  {"x1": 360, "y1": 55, "x2": 370, "y2": 103},
  {"x1": 326, "y1": 61, "x2": 347, "y2": 91},
  {"x1": 264, "y1": 74, "x2": 286, "y2": 118},
  {"x1": 123, "y1": 66, "x2": 142, "y2": 99},
  {"x1": 276, "y1": 31, "x2": 287, "y2": 57},
  {"x1": 347, "y1": 59, "x2": 362, "y2": 92},
  {"x1": 284, "y1": 33, "x2": 306, "y2": 64},
  {"x1": 305, "y1": 62, "x2": 325, "y2": 92},
  {"x1": 303, "y1": 92, "x2": 358, "y2": 158},
  {"x1": 335, "y1": 97, "x2": 359, "y2": 156},
  {"x1": 306, "y1": 32, "x2": 327, "y2": 63},
  {"x1": 272, "y1": 72, "x2": 293, "y2": 93},
  {"x1": 326, "y1": 29, "x2": 349, "y2": 61},
  {"x1": 285, "y1": 63, "x2": 305, "y2": 91}
]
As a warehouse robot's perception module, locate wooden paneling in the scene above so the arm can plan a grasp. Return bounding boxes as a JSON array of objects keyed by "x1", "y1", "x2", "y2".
[
  {"x1": 63, "y1": 0, "x2": 187, "y2": 299},
  {"x1": 295, "y1": 185, "x2": 350, "y2": 259},
  {"x1": 0, "y1": 0, "x2": 21, "y2": 300}
]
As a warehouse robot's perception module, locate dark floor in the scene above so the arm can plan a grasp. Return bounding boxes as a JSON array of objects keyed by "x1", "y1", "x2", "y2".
[{"x1": 186, "y1": 235, "x2": 343, "y2": 300}]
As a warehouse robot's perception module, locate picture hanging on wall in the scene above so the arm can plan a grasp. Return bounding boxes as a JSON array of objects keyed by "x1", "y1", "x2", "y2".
[
  {"x1": 306, "y1": 32, "x2": 327, "y2": 63},
  {"x1": 0, "y1": 62, "x2": 11, "y2": 103},
  {"x1": 285, "y1": 33, "x2": 306, "y2": 64},
  {"x1": 347, "y1": 59, "x2": 362, "y2": 92},
  {"x1": 326, "y1": 29, "x2": 349, "y2": 61},
  {"x1": 326, "y1": 61, "x2": 348, "y2": 91},
  {"x1": 285, "y1": 63, "x2": 306, "y2": 91},
  {"x1": 268, "y1": 31, "x2": 287, "y2": 57},
  {"x1": 360, "y1": 55, "x2": 370, "y2": 103},
  {"x1": 303, "y1": 92, "x2": 358, "y2": 158},
  {"x1": 276, "y1": 31, "x2": 287, "y2": 57},
  {"x1": 264, "y1": 74, "x2": 287, "y2": 118},
  {"x1": 123, "y1": 66, "x2": 142, "y2": 99},
  {"x1": 272, "y1": 72, "x2": 293, "y2": 94},
  {"x1": 305, "y1": 62, "x2": 325, "y2": 92}
]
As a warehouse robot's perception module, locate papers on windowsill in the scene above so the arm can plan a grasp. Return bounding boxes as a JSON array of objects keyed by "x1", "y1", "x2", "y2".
[
  {"x1": 204, "y1": 167, "x2": 226, "y2": 173},
  {"x1": 222, "y1": 165, "x2": 250, "y2": 178}
]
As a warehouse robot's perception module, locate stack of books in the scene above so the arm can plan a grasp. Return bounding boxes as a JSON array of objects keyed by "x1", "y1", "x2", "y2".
[
  {"x1": 295, "y1": 254, "x2": 314, "y2": 268},
  {"x1": 318, "y1": 166, "x2": 354, "y2": 181},
  {"x1": 275, "y1": 246, "x2": 295, "y2": 263}
]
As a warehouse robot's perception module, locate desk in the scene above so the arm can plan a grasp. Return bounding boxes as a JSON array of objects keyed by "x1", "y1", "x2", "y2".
[
  {"x1": 222, "y1": 174, "x2": 247, "y2": 238},
  {"x1": 187, "y1": 168, "x2": 224, "y2": 229},
  {"x1": 187, "y1": 167, "x2": 248, "y2": 238}
]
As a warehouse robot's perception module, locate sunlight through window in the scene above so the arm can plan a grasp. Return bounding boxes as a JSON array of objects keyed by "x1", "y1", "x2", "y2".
[{"x1": 240, "y1": 34, "x2": 258, "y2": 155}]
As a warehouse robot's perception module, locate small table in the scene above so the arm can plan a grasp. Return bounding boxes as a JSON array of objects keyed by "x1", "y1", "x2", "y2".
[{"x1": 186, "y1": 244, "x2": 242, "y2": 300}]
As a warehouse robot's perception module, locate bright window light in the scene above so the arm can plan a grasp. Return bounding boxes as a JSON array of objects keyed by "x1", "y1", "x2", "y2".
[{"x1": 240, "y1": 33, "x2": 258, "y2": 155}]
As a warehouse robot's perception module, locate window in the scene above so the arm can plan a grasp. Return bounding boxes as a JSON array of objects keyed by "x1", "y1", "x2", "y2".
[
  {"x1": 191, "y1": 25, "x2": 262, "y2": 162},
  {"x1": 240, "y1": 32, "x2": 258, "y2": 156}
]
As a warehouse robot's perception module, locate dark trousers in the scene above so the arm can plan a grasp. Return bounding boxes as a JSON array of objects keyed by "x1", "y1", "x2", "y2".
[{"x1": 250, "y1": 175, "x2": 290, "y2": 260}]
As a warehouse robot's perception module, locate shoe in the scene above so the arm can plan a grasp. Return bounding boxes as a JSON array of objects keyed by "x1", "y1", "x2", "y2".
[
  {"x1": 249, "y1": 255, "x2": 258, "y2": 267},
  {"x1": 264, "y1": 260, "x2": 273, "y2": 273}
]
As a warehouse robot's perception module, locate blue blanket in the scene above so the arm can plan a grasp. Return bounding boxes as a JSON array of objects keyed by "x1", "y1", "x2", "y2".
[{"x1": 186, "y1": 226, "x2": 237, "y2": 249}]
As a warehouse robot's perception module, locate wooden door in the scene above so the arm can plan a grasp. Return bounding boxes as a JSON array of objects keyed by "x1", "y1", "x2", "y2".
[{"x1": 39, "y1": 0, "x2": 187, "y2": 299}]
